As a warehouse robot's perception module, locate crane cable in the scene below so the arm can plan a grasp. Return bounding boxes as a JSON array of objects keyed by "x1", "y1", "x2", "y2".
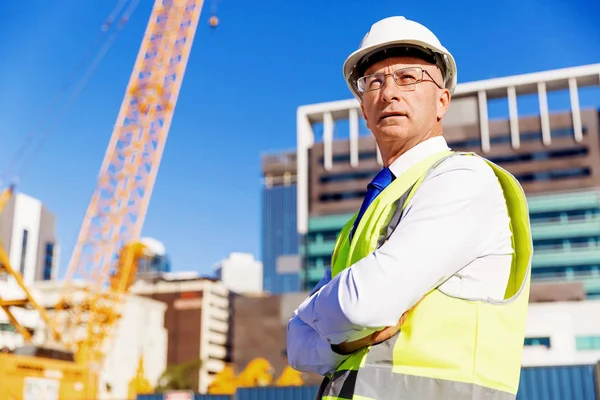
[
  {"x1": 0, "y1": 0, "x2": 140, "y2": 186},
  {"x1": 210, "y1": 0, "x2": 220, "y2": 16}
]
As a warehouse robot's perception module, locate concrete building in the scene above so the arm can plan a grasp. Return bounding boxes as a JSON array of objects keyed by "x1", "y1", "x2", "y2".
[
  {"x1": 0, "y1": 192, "x2": 59, "y2": 284},
  {"x1": 261, "y1": 151, "x2": 302, "y2": 294},
  {"x1": 131, "y1": 275, "x2": 231, "y2": 394},
  {"x1": 296, "y1": 63, "x2": 600, "y2": 293},
  {"x1": 214, "y1": 252, "x2": 263, "y2": 295}
]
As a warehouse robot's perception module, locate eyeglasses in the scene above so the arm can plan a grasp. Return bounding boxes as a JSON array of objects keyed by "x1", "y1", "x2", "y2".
[{"x1": 357, "y1": 67, "x2": 443, "y2": 93}]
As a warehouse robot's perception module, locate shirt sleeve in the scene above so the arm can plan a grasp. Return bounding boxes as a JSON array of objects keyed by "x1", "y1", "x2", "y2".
[
  {"x1": 286, "y1": 268, "x2": 349, "y2": 375},
  {"x1": 286, "y1": 311, "x2": 350, "y2": 375},
  {"x1": 296, "y1": 156, "x2": 507, "y2": 345}
]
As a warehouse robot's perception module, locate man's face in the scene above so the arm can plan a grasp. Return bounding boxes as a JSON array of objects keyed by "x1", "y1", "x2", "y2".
[{"x1": 360, "y1": 56, "x2": 450, "y2": 148}]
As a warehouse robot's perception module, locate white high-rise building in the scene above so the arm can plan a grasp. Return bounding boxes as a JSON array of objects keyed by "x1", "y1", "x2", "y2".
[
  {"x1": 214, "y1": 252, "x2": 263, "y2": 294},
  {"x1": 131, "y1": 276, "x2": 231, "y2": 394},
  {"x1": 0, "y1": 192, "x2": 59, "y2": 284}
]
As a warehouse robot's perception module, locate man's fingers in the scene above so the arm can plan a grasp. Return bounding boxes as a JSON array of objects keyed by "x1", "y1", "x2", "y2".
[
  {"x1": 399, "y1": 297, "x2": 425, "y2": 326},
  {"x1": 369, "y1": 323, "x2": 401, "y2": 344}
]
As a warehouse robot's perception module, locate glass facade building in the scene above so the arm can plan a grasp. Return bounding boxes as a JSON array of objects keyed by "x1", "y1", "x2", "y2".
[
  {"x1": 261, "y1": 151, "x2": 302, "y2": 294},
  {"x1": 528, "y1": 189, "x2": 600, "y2": 298},
  {"x1": 304, "y1": 213, "x2": 351, "y2": 289},
  {"x1": 262, "y1": 184, "x2": 301, "y2": 293}
]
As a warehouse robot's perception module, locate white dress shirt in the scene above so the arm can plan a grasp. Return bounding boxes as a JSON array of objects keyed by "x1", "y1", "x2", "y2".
[{"x1": 287, "y1": 136, "x2": 514, "y2": 375}]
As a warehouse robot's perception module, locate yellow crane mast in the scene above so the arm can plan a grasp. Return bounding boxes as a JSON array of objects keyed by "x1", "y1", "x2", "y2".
[
  {"x1": 0, "y1": 1, "x2": 204, "y2": 399},
  {"x1": 56, "y1": 0, "x2": 204, "y2": 367}
]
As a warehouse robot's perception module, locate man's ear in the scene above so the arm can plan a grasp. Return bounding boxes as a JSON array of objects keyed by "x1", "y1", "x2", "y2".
[{"x1": 437, "y1": 89, "x2": 451, "y2": 121}]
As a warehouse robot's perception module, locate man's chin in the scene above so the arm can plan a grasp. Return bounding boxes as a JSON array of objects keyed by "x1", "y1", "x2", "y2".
[{"x1": 376, "y1": 126, "x2": 411, "y2": 139}]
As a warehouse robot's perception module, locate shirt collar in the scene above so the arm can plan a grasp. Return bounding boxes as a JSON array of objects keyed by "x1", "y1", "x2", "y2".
[{"x1": 387, "y1": 136, "x2": 450, "y2": 178}]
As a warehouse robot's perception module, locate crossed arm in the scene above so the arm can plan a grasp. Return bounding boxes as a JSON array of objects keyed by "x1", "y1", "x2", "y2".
[
  {"x1": 286, "y1": 157, "x2": 500, "y2": 374},
  {"x1": 286, "y1": 269, "x2": 351, "y2": 375}
]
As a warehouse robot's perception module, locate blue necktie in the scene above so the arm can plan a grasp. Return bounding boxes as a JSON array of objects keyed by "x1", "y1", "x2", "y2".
[{"x1": 350, "y1": 167, "x2": 395, "y2": 240}]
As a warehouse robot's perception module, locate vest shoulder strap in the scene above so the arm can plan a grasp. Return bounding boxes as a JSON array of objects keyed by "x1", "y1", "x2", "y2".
[{"x1": 378, "y1": 151, "x2": 474, "y2": 247}]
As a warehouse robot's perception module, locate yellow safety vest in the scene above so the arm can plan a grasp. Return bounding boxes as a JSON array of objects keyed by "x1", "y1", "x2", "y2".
[{"x1": 317, "y1": 151, "x2": 533, "y2": 400}]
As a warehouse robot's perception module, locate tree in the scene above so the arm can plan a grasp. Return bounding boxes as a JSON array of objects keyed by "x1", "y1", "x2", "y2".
[{"x1": 155, "y1": 358, "x2": 203, "y2": 392}]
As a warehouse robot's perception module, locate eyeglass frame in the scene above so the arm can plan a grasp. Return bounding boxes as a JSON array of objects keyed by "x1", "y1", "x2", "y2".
[{"x1": 356, "y1": 66, "x2": 444, "y2": 94}]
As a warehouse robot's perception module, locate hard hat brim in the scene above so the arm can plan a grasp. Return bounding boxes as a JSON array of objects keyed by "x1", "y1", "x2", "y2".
[{"x1": 343, "y1": 38, "x2": 457, "y2": 100}]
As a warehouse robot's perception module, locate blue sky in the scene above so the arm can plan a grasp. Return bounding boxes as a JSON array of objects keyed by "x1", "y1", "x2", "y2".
[{"x1": 0, "y1": 0, "x2": 598, "y2": 278}]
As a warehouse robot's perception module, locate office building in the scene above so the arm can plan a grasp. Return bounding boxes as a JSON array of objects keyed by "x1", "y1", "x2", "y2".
[
  {"x1": 296, "y1": 63, "x2": 600, "y2": 293},
  {"x1": 131, "y1": 275, "x2": 231, "y2": 394},
  {"x1": 0, "y1": 192, "x2": 59, "y2": 285},
  {"x1": 261, "y1": 151, "x2": 302, "y2": 294},
  {"x1": 214, "y1": 252, "x2": 263, "y2": 294}
]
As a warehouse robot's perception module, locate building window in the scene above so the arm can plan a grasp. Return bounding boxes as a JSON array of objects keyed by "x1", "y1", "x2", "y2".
[
  {"x1": 44, "y1": 242, "x2": 54, "y2": 281},
  {"x1": 575, "y1": 335, "x2": 600, "y2": 351},
  {"x1": 524, "y1": 337, "x2": 551, "y2": 348},
  {"x1": 587, "y1": 291, "x2": 600, "y2": 300},
  {"x1": 137, "y1": 252, "x2": 172, "y2": 279},
  {"x1": 19, "y1": 229, "x2": 28, "y2": 275},
  {"x1": 0, "y1": 323, "x2": 16, "y2": 333}
]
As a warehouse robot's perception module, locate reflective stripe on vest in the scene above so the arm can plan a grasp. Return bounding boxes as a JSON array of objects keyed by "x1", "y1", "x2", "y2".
[{"x1": 318, "y1": 151, "x2": 533, "y2": 400}]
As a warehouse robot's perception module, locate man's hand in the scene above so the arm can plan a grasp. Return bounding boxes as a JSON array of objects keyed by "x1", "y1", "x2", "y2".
[
  {"x1": 334, "y1": 318, "x2": 402, "y2": 354},
  {"x1": 333, "y1": 298, "x2": 422, "y2": 355}
]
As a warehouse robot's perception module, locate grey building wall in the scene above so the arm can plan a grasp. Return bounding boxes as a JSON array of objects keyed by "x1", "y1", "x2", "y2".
[{"x1": 231, "y1": 292, "x2": 323, "y2": 386}]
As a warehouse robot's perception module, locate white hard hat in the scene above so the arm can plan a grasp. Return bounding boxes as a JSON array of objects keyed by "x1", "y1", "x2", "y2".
[{"x1": 343, "y1": 16, "x2": 457, "y2": 100}]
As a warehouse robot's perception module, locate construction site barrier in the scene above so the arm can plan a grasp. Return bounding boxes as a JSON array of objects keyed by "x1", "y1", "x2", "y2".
[
  {"x1": 518, "y1": 363, "x2": 599, "y2": 400},
  {"x1": 234, "y1": 386, "x2": 319, "y2": 400},
  {"x1": 138, "y1": 393, "x2": 230, "y2": 400}
]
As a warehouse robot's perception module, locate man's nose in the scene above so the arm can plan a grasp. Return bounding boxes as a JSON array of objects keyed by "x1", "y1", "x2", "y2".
[{"x1": 381, "y1": 75, "x2": 402, "y2": 103}]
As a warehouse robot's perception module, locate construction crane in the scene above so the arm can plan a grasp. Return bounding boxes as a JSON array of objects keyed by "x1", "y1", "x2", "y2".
[{"x1": 0, "y1": 0, "x2": 204, "y2": 399}]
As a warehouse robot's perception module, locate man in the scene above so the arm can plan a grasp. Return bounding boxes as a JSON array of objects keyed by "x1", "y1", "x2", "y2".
[{"x1": 286, "y1": 16, "x2": 533, "y2": 400}]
